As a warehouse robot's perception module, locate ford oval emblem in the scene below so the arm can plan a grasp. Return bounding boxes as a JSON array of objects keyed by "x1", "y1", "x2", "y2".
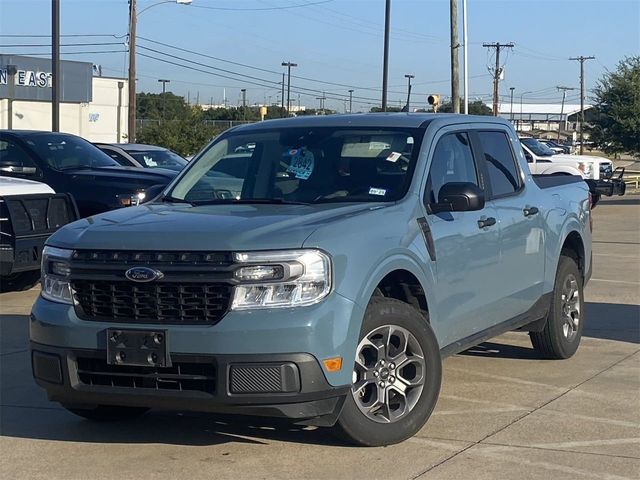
[{"x1": 125, "y1": 267, "x2": 164, "y2": 283}]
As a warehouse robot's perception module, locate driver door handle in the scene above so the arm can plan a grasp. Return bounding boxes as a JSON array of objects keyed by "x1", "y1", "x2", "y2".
[
  {"x1": 477, "y1": 217, "x2": 496, "y2": 229},
  {"x1": 523, "y1": 206, "x2": 539, "y2": 217}
]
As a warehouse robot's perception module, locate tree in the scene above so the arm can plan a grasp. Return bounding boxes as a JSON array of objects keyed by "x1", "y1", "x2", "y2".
[
  {"x1": 438, "y1": 99, "x2": 492, "y2": 115},
  {"x1": 586, "y1": 56, "x2": 640, "y2": 156}
]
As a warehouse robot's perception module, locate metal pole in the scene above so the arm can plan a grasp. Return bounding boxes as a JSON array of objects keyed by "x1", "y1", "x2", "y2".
[
  {"x1": 450, "y1": 0, "x2": 460, "y2": 113},
  {"x1": 509, "y1": 87, "x2": 515, "y2": 121},
  {"x1": 381, "y1": 0, "x2": 391, "y2": 111},
  {"x1": 281, "y1": 62, "x2": 297, "y2": 115},
  {"x1": 52, "y1": 0, "x2": 60, "y2": 132},
  {"x1": 348, "y1": 89, "x2": 354, "y2": 113},
  {"x1": 128, "y1": 0, "x2": 137, "y2": 142},
  {"x1": 117, "y1": 81, "x2": 123, "y2": 142},
  {"x1": 558, "y1": 89, "x2": 566, "y2": 142},
  {"x1": 6, "y1": 65, "x2": 17, "y2": 130},
  {"x1": 280, "y1": 72, "x2": 285, "y2": 116},
  {"x1": 462, "y1": 0, "x2": 468, "y2": 114}
]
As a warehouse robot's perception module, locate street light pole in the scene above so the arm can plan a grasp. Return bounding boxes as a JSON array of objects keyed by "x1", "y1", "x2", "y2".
[
  {"x1": 348, "y1": 89, "x2": 354, "y2": 113},
  {"x1": 158, "y1": 79, "x2": 170, "y2": 120},
  {"x1": 281, "y1": 61, "x2": 297, "y2": 115},
  {"x1": 519, "y1": 90, "x2": 532, "y2": 132},
  {"x1": 404, "y1": 74, "x2": 414, "y2": 112},
  {"x1": 127, "y1": 0, "x2": 192, "y2": 142}
]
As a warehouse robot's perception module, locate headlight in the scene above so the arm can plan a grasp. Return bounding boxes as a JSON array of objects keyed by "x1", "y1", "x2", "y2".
[
  {"x1": 231, "y1": 249, "x2": 332, "y2": 310},
  {"x1": 41, "y1": 246, "x2": 74, "y2": 304},
  {"x1": 577, "y1": 162, "x2": 594, "y2": 178},
  {"x1": 116, "y1": 191, "x2": 146, "y2": 207}
]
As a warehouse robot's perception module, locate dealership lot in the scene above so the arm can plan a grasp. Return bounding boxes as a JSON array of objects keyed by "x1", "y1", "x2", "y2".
[{"x1": 0, "y1": 196, "x2": 638, "y2": 480}]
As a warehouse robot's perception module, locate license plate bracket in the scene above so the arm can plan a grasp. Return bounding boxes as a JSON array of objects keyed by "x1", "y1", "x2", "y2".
[{"x1": 106, "y1": 328, "x2": 170, "y2": 367}]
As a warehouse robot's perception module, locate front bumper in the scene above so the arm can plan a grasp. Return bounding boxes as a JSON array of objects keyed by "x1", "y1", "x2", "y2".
[{"x1": 31, "y1": 342, "x2": 348, "y2": 425}]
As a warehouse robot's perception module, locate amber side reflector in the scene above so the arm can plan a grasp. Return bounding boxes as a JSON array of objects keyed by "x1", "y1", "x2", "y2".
[{"x1": 323, "y1": 357, "x2": 343, "y2": 372}]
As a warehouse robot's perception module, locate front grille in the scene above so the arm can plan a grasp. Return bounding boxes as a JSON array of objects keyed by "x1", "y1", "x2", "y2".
[
  {"x1": 72, "y1": 280, "x2": 232, "y2": 324},
  {"x1": 76, "y1": 357, "x2": 216, "y2": 393}
]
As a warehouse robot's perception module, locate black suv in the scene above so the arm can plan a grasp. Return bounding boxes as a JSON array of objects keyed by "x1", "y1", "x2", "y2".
[{"x1": 0, "y1": 131, "x2": 177, "y2": 217}]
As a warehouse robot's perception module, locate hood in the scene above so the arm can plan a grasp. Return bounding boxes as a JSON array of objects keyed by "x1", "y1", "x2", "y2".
[
  {"x1": 0, "y1": 177, "x2": 55, "y2": 196},
  {"x1": 68, "y1": 166, "x2": 177, "y2": 183},
  {"x1": 47, "y1": 202, "x2": 389, "y2": 251}
]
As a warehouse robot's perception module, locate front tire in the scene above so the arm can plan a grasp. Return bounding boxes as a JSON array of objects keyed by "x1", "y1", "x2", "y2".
[
  {"x1": 63, "y1": 405, "x2": 149, "y2": 421},
  {"x1": 530, "y1": 255, "x2": 584, "y2": 359},
  {"x1": 333, "y1": 297, "x2": 441, "y2": 446}
]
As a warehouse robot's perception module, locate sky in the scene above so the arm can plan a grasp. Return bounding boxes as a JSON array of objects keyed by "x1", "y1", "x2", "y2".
[{"x1": 1, "y1": 0, "x2": 639, "y2": 112}]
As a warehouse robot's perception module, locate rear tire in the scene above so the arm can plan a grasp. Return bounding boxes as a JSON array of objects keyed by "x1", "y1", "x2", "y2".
[
  {"x1": 63, "y1": 405, "x2": 149, "y2": 422},
  {"x1": 530, "y1": 255, "x2": 584, "y2": 359},
  {"x1": 333, "y1": 297, "x2": 441, "y2": 446}
]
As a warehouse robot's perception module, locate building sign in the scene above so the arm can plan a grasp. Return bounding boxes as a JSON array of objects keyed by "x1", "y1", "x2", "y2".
[
  {"x1": 0, "y1": 69, "x2": 52, "y2": 88},
  {"x1": 0, "y1": 54, "x2": 92, "y2": 103}
]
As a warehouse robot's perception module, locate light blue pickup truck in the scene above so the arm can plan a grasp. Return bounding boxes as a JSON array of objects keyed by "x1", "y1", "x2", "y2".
[{"x1": 31, "y1": 114, "x2": 594, "y2": 446}]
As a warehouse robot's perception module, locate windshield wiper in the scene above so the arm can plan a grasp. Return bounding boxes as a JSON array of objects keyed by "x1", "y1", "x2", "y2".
[
  {"x1": 161, "y1": 195, "x2": 195, "y2": 206},
  {"x1": 192, "y1": 198, "x2": 310, "y2": 206}
]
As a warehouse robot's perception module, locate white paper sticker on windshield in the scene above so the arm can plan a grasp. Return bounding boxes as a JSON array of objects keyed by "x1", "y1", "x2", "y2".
[
  {"x1": 286, "y1": 148, "x2": 315, "y2": 180},
  {"x1": 369, "y1": 187, "x2": 387, "y2": 196},
  {"x1": 386, "y1": 151, "x2": 402, "y2": 162}
]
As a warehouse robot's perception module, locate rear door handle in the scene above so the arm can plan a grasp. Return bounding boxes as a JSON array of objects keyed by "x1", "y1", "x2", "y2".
[
  {"x1": 477, "y1": 217, "x2": 497, "y2": 229},
  {"x1": 523, "y1": 206, "x2": 539, "y2": 217}
]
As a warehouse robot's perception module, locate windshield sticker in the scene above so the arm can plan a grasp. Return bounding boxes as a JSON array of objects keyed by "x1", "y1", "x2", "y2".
[
  {"x1": 286, "y1": 148, "x2": 315, "y2": 180},
  {"x1": 386, "y1": 151, "x2": 402, "y2": 162},
  {"x1": 368, "y1": 187, "x2": 387, "y2": 196}
]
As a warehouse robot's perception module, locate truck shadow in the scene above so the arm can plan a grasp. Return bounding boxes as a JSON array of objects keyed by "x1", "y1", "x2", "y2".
[{"x1": 461, "y1": 301, "x2": 639, "y2": 360}]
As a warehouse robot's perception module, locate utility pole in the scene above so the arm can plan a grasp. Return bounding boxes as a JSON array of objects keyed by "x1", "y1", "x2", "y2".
[
  {"x1": 281, "y1": 61, "x2": 297, "y2": 115},
  {"x1": 158, "y1": 79, "x2": 170, "y2": 120},
  {"x1": 381, "y1": 0, "x2": 391, "y2": 111},
  {"x1": 509, "y1": 87, "x2": 515, "y2": 121},
  {"x1": 348, "y1": 89, "x2": 354, "y2": 113},
  {"x1": 127, "y1": 0, "x2": 137, "y2": 141},
  {"x1": 404, "y1": 74, "x2": 414, "y2": 112},
  {"x1": 280, "y1": 72, "x2": 285, "y2": 117},
  {"x1": 462, "y1": 0, "x2": 468, "y2": 114},
  {"x1": 556, "y1": 86, "x2": 576, "y2": 141},
  {"x1": 483, "y1": 42, "x2": 514, "y2": 116},
  {"x1": 316, "y1": 93, "x2": 326, "y2": 114},
  {"x1": 241, "y1": 88, "x2": 247, "y2": 120},
  {"x1": 569, "y1": 56, "x2": 595, "y2": 154},
  {"x1": 52, "y1": 0, "x2": 60, "y2": 132},
  {"x1": 450, "y1": 0, "x2": 460, "y2": 113}
]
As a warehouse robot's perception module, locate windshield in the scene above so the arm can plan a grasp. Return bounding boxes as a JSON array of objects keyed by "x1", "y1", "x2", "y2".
[
  {"x1": 26, "y1": 133, "x2": 119, "y2": 170},
  {"x1": 521, "y1": 138, "x2": 555, "y2": 157},
  {"x1": 168, "y1": 126, "x2": 423, "y2": 204},
  {"x1": 128, "y1": 149, "x2": 187, "y2": 171}
]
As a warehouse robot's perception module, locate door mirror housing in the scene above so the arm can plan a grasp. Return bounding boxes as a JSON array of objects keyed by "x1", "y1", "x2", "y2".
[
  {"x1": 0, "y1": 164, "x2": 38, "y2": 176},
  {"x1": 430, "y1": 182, "x2": 485, "y2": 213}
]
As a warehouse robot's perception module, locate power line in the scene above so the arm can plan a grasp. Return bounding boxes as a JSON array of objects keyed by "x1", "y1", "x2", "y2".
[
  {"x1": 0, "y1": 41, "x2": 123, "y2": 47},
  {"x1": 189, "y1": 0, "x2": 334, "y2": 11}
]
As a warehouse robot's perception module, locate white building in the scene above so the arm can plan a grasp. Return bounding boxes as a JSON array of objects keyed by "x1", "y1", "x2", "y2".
[
  {"x1": 492, "y1": 102, "x2": 593, "y2": 133},
  {"x1": 1, "y1": 55, "x2": 128, "y2": 142}
]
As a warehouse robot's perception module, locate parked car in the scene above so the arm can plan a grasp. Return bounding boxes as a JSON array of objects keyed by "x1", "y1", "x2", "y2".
[
  {"x1": 0, "y1": 176, "x2": 78, "y2": 291},
  {"x1": 94, "y1": 143, "x2": 188, "y2": 173},
  {"x1": 520, "y1": 137, "x2": 617, "y2": 181},
  {"x1": 0, "y1": 131, "x2": 178, "y2": 218},
  {"x1": 539, "y1": 139, "x2": 571, "y2": 154},
  {"x1": 32, "y1": 113, "x2": 618, "y2": 447}
]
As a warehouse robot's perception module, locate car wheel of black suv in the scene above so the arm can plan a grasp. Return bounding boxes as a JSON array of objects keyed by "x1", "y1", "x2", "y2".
[
  {"x1": 63, "y1": 405, "x2": 149, "y2": 421},
  {"x1": 530, "y1": 255, "x2": 584, "y2": 359},
  {"x1": 333, "y1": 297, "x2": 441, "y2": 447}
]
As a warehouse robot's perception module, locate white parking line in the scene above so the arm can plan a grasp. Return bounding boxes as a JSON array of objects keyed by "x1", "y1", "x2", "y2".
[{"x1": 589, "y1": 278, "x2": 640, "y2": 285}]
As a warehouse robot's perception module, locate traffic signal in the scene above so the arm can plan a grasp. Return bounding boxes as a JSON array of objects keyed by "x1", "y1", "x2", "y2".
[{"x1": 427, "y1": 95, "x2": 440, "y2": 112}]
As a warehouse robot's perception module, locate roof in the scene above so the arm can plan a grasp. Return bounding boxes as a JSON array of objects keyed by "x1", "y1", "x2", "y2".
[
  {"x1": 232, "y1": 112, "x2": 510, "y2": 131},
  {"x1": 1, "y1": 129, "x2": 78, "y2": 137},
  {"x1": 496, "y1": 103, "x2": 593, "y2": 116},
  {"x1": 97, "y1": 143, "x2": 168, "y2": 151}
]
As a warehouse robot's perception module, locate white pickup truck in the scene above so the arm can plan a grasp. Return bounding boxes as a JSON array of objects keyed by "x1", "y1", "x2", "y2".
[
  {"x1": 520, "y1": 137, "x2": 613, "y2": 180},
  {"x1": 0, "y1": 177, "x2": 78, "y2": 291}
]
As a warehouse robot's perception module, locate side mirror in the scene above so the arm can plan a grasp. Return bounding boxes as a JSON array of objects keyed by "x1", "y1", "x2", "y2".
[
  {"x1": 430, "y1": 182, "x2": 485, "y2": 213},
  {"x1": 0, "y1": 164, "x2": 38, "y2": 176},
  {"x1": 142, "y1": 183, "x2": 167, "y2": 203}
]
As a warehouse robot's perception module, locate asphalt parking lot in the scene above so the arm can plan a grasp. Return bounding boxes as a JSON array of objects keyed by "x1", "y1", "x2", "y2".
[{"x1": 1, "y1": 195, "x2": 638, "y2": 480}]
